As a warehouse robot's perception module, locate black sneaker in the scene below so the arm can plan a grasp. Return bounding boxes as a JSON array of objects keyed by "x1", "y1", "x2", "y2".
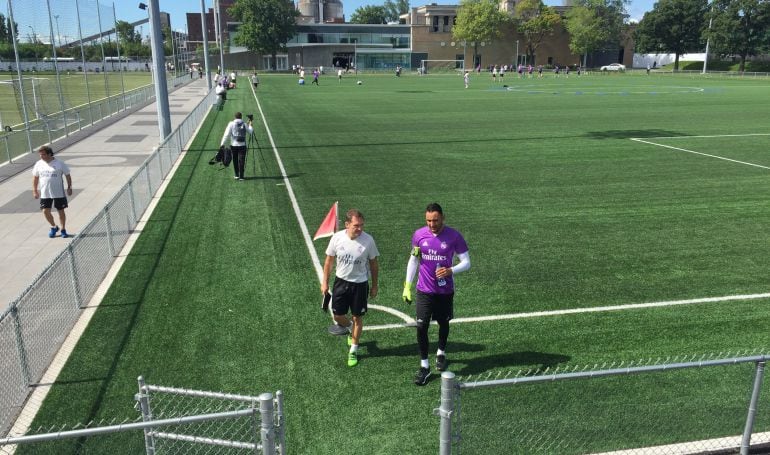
[
  {"x1": 414, "y1": 367, "x2": 431, "y2": 386},
  {"x1": 436, "y1": 355, "x2": 447, "y2": 372}
]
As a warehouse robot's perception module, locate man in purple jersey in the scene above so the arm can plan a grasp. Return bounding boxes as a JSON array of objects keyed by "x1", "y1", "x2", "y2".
[{"x1": 403, "y1": 203, "x2": 470, "y2": 385}]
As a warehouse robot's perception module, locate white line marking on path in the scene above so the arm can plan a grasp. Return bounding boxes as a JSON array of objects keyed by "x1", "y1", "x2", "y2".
[
  {"x1": 365, "y1": 292, "x2": 770, "y2": 331},
  {"x1": 251, "y1": 86, "x2": 413, "y2": 324},
  {"x1": 631, "y1": 137, "x2": 770, "y2": 170}
]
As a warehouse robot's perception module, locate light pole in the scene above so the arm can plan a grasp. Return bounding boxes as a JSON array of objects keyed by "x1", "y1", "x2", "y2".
[
  {"x1": 54, "y1": 14, "x2": 62, "y2": 47},
  {"x1": 515, "y1": 39, "x2": 519, "y2": 67}
]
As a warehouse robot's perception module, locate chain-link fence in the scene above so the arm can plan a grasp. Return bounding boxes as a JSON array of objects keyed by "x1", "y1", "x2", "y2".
[
  {"x1": 0, "y1": 377, "x2": 285, "y2": 454},
  {"x1": 0, "y1": 83, "x2": 217, "y2": 438},
  {"x1": 0, "y1": 0, "x2": 209, "y2": 165},
  {"x1": 437, "y1": 353, "x2": 770, "y2": 454}
]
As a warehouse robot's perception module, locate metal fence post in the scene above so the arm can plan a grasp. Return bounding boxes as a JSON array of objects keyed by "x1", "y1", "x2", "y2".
[
  {"x1": 104, "y1": 206, "x2": 115, "y2": 257},
  {"x1": 128, "y1": 179, "x2": 138, "y2": 225},
  {"x1": 740, "y1": 361, "x2": 765, "y2": 455},
  {"x1": 436, "y1": 371, "x2": 456, "y2": 455},
  {"x1": 275, "y1": 391, "x2": 285, "y2": 454},
  {"x1": 10, "y1": 303, "x2": 31, "y2": 385},
  {"x1": 259, "y1": 392, "x2": 275, "y2": 455},
  {"x1": 136, "y1": 376, "x2": 156, "y2": 455},
  {"x1": 4, "y1": 135, "x2": 10, "y2": 164},
  {"x1": 67, "y1": 243, "x2": 82, "y2": 309}
]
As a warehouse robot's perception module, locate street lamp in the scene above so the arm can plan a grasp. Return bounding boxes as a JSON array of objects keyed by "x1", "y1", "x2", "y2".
[{"x1": 54, "y1": 14, "x2": 62, "y2": 47}]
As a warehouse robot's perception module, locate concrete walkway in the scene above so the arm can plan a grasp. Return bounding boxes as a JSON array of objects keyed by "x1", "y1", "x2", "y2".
[{"x1": 0, "y1": 77, "x2": 210, "y2": 311}]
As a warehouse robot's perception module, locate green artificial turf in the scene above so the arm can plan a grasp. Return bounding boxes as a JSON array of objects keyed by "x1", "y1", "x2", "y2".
[{"x1": 17, "y1": 72, "x2": 770, "y2": 454}]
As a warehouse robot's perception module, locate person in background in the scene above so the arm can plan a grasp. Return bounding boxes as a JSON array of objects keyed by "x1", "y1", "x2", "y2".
[
  {"x1": 220, "y1": 112, "x2": 254, "y2": 180},
  {"x1": 32, "y1": 145, "x2": 73, "y2": 238}
]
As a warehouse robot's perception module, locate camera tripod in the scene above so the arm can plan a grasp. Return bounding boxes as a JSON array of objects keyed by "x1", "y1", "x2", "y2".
[{"x1": 247, "y1": 129, "x2": 261, "y2": 175}]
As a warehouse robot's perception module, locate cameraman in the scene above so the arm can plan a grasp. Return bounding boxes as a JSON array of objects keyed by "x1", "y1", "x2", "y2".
[{"x1": 220, "y1": 112, "x2": 254, "y2": 180}]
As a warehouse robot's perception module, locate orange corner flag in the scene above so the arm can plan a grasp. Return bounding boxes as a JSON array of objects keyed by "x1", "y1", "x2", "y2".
[{"x1": 313, "y1": 202, "x2": 338, "y2": 241}]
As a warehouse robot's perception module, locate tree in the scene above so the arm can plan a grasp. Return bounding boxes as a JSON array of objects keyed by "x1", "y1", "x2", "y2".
[
  {"x1": 5, "y1": 17, "x2": 18, "y2": 44},
  {"x1": 514, "y1": 0, "x2": 561, "y2": 65},
  {"x1": 115, "y1": 20, "x2": 141, "y2": 44},
  {"x1": 565, "y1": 0, "x2": 629, "y2": 65},
  {"x1": 383, "y1": 0, "x2": 410, "y2": 23},
  {"x1": 452, "y1": 0, "x2": 510, "y2": 66},
  {"x1": 705, "y1": 0, "x2": 770, "y2": 72},
  {"x1": 350, "y1": 5, "x2": 389, "y2": 24},
  {"x1": 634, "y1": 0, "x2": 708, "y2": 70},
  {"x1": 229, "y1": 0, "x2": 299, "y2": 70}
]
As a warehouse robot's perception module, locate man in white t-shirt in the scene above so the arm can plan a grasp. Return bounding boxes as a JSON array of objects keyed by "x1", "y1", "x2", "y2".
[
  {"x1": 32, "y1": 145, "x2": 73, "y2": 238},
  {"x1": 321, "y1": 209, "x2": 380, "y2": 367}
]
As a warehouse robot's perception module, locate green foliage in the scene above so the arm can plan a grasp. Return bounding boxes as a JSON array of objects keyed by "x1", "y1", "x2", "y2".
[
  {"x1": 115, "y1": 20, "x2": 141, "y2": 44},
  {"x1": 705, "y1": 0, "x2": 770, "y2": 72},
  {"x1": 514, "y1": 0, "x2": 561, "y2": 64},
  {"x1": 634, "y1": 0, "x2": 708, "y2": 70},
  {"x1": 453, "y1": 0, "x2": 510, "y2": 64},
  {"x1": 383, "y1": 0, "x2": 410, "y2": 22},
  {"x1": 350, "y1": 5, "x2": 389, "y2": 24},
  {"x1": 229, "y1": 0, "x2": 299, "y2": 69},
  {"x1": 566, "y1": 0, "x2": 629, "y2": 58}
]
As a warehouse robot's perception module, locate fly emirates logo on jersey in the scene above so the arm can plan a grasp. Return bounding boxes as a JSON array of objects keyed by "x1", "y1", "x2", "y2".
[{"x1": 421, "y1": 241, "x2": 448, "y2": 262}]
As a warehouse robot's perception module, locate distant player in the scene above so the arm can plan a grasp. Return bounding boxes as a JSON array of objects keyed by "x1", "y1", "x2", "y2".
[
  {"x1": 464, "y1": 71, "x2": 469, "y2": 89},
  {"x1": 403, "y1": 203, "x2": 470, "y2": 386}
]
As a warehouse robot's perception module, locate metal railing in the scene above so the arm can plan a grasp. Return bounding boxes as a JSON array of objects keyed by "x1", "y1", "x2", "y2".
[
  {"x1": 1, "y1": 73, "x2": 198, "y2": 166},
  {"x1": 1, "y1": 377, "x2": 285, "y2": 454},
  {"x1": 0, "y1": 84, "x2": 217, "y2": 437},
  {"x1": 437, "y1": 353, "x2": 769, "y2": 454}
]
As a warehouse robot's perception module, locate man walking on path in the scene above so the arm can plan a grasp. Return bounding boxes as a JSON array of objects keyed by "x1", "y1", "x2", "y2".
[
  {"x1": 322, "y1": 209, "x2": 380, "y2": 367},
  {"x1": 32, "y1": 145, "x2": 73, "y2": 238},
  {"x1": 403, "y1": 203, "x2": 470, "y2": 385}
]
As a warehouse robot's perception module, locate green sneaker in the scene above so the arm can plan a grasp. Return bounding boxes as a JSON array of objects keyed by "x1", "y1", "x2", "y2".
[
  {"x1": 347, "y1": 335, "x2": 353, "y2": 347},
  {"x1": 347, "y1": 351, "x2": 358, "y2": 367}
]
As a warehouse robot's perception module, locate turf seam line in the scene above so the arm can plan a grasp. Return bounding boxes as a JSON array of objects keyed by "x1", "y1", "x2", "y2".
[{"x1": 249, "y1": 84, "x2": 413, "y2": 324}]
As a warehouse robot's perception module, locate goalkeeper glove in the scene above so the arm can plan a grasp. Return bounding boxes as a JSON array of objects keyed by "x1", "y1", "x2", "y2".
[{"x1": 402, "y1": 281, "x2": 413, "y2": 305}]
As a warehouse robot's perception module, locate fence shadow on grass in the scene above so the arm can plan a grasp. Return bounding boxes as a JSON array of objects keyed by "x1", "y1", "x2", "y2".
[
  {"x1": 450, "y1": 350, "x2": 571, "y2": 377},
  {"x1": 583, "y1": 129, "x2": 687, "y2": 140}
]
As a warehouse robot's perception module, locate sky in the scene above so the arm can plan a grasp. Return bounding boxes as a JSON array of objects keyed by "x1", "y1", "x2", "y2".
[{"x1": 112, "y1": 0, "x2": 654, "y2": 33}]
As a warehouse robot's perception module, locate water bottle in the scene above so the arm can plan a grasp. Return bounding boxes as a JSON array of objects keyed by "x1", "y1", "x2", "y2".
[{"x1": 436, "y1": 263, "x2": 447, "y2": 287}]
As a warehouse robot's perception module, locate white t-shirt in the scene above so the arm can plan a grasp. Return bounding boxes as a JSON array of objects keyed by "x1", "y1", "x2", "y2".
[
  {"x1": 325, "y1": 230, "x2": 379, "y2": 283},
  {"x1": 32, "y1": 158, "x2": 70, "y2": 199}
]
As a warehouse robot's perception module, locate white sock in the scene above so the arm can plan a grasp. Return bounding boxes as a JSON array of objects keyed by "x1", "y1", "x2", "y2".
[
  {"x1": 436, "y1": 349, "x2": 445, "y2": 357},
  {"x1": 350, "y1": 344, "x2": 358, "y2": 353},
  {"x1": 420, "y1": 359, "x2": 429, "y2": 369}
]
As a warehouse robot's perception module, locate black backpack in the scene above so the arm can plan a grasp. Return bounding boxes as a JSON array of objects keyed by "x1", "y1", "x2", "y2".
[
  {"x1": 232, "y1": 120, "x2": 246, "y2": 143},
  {"x1": 209, "y1": 146, "x2": 232, "y2": 167}
]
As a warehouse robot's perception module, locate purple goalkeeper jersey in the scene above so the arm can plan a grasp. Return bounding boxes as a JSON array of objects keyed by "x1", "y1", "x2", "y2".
[{"x1": 412, "y1": 226, "x2": 468, "y2": 295}]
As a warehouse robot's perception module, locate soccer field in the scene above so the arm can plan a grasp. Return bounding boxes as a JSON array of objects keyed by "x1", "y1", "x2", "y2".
[
  {"x1": 0, "y1": 72, "x2": 152, "y2": 127},
  {"x1": 18, "y1": 72, "x2": 770, "y2": 453}
]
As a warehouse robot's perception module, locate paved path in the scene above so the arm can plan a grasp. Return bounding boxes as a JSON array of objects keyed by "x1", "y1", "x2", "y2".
[{"x1": 0, "y1": 78, "x2": 210, "y2": 311}]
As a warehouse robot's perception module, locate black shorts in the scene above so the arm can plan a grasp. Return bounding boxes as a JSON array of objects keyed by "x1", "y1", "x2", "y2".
[
  {"x1": 331, "y1": 277, "x2": 369, "y2": 317},
  {"x1": 40, "y1": 197, "x2": 68, "y2": 210},
  {"x1": 415, "y1": 291, "x2": 454, "y2": 323}
]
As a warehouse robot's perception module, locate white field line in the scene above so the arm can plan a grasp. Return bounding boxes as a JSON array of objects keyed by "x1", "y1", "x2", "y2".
[
  {"x1": 250, "y1": 85, "x2": 413, "y2": 324},
  {"x1": 365, "y1": 292, "x2": 770, "y2": 331},
  {"x1": 630, "y1": 137, "x2": 770, "y2": 170}
]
